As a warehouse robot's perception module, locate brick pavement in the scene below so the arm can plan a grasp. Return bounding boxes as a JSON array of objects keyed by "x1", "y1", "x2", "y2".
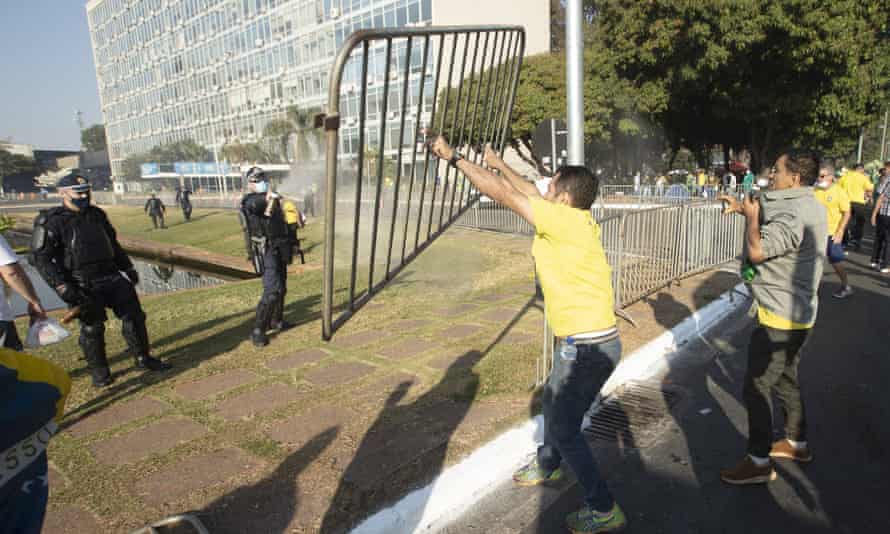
[{"x1": 41, "y1": 261, "x2": 738, "y2": 533}]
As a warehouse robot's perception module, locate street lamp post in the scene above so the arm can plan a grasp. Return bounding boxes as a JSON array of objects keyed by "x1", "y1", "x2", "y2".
[{"x1": 881, "y1": 109, "x2": 889, "y2": 162}]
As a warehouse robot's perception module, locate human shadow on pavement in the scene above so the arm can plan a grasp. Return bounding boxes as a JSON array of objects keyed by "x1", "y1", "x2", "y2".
[
  {"x1": 200, "y1": 427, "x2": 340, "y2": 534},
  {"x1": 319, "y1": 295, "x2": 540, "y2": 533},
  {"x1": 60, "y1": 290, "x2": 321, "y2": 431}
]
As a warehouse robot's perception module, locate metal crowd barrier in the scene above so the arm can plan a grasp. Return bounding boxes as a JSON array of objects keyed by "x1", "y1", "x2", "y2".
[{"x1": 320, "y1": 26, "x2": 526, "y2": 339}]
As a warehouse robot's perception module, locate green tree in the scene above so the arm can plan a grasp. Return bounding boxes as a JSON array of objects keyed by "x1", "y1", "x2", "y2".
[
  {"x1": 120, "y1": 139, "x2": 212, "y2": 180},
  {"x1": 286, "y1": 105, "x2": 323, "y2": 161},
  {"x1": 0, "y1": 149, "x2": 40, "y2": 192},
  {"x1": 263, "y1": 119, "x2": 297, "y2": 162},
  {"x1": 220, "y1": 142, "x2": 272, "y2": 164},
  {"x1": 81, "y1": 124, "x2": 107, "y2": 152},
  {"x1": 592, "y1": 0, "x2": 890, "y2": 171}
]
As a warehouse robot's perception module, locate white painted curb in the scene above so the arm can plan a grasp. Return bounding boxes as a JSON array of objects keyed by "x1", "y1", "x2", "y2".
[{"x1": 350, "y1": 283, "x2": 751, "y2": 534}]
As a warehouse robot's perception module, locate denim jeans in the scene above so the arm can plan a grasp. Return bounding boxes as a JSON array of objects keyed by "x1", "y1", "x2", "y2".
[{"x1": 537, "y1": 337, "x2": 621, "y2": 512}]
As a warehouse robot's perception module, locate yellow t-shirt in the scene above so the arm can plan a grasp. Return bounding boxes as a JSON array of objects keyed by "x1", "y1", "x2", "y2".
[
  {"x1": 757, "y1": 307, "x2": 813, "y2": 331},
  {"x1": 838, "y1": 171, "x2": 873, "y2": 205},
  {"x1": 697, "y1": 173, "x2": 707, "y2": 186},
  {"x1": 813, "y1": 183, "x2": 850, "y2": 236},
  {"x1": 530, "y1": 198, "x2": 616, "y2": 336}
]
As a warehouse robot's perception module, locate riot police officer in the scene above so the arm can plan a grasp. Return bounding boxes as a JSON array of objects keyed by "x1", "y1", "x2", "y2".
[
  {"x1": 31, "y1": 175, "x2": 171, "y2": 387},
  {"x1": 175, "y1": 186, "x2": 193, "y2": 221},
  {"x1": 240, "y1": 167, "x2": 293, "y2": 347},
  {"x1": 144, "y1": 193, "x2": 166, "y2": 229}
]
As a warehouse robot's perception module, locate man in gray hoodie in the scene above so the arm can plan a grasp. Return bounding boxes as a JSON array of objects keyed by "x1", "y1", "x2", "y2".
[{"x1": 718, "y1": 150, "x2": 826, "y2": 485}]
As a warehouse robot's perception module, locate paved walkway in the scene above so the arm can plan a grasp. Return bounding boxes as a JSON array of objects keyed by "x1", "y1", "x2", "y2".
[
  {"x1": 37, "y1": 228, "x2": 739, "y2": 533},
  {"x1": 448, "y1": 246, "x2": 890, "y2": 533}
]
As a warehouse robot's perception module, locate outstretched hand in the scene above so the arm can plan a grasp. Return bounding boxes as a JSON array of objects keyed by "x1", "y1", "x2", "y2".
[
  {"x1": 483, "y1": 144, "x2": 503, "y2": 170},
  {"x1": 430, "y1": 135, "x2": 454, "y2": 161}
]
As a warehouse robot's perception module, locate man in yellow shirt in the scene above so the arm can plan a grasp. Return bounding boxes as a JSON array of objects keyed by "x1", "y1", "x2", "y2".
[
  {"x1": 430, "y1": 136, "x2": 626, "y2": 534},
  {"x1": 838, "y1": 163, "x2": 873, "y2": 249},
  {"x1": 814, "y1": 164, "x2": 853, "y2": 298}
]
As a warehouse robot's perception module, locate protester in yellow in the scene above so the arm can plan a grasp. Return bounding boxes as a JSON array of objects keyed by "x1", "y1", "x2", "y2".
[
  {"x1": 838, "y1": 163, "x2": 873, "y2": 248},
  {"x1": 429, "y1": 136, "x2": 627, "y2": 534},
  {"x1": 814, "y1": 164, "x2": 853, "y2": 298}
]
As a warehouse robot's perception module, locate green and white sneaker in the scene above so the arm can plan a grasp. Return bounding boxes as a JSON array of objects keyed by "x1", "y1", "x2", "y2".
[
  {"x1": 512, "y1": 460, "x2": 563, "y2": 486},
  {"x1": 566, "y1": 502, "x2": 627, "y2": 533}
]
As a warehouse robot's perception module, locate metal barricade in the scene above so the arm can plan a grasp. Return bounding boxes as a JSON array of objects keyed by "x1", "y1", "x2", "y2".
[{"x1": 320, "y1": 26, "x2": 526, "y2": 339}]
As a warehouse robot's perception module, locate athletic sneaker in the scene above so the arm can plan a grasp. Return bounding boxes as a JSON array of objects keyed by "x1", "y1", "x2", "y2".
[
  {"x1": 512, "y1": 460, "x2": 562, "y2": 486},
  {"x1": 832, "y1": 286, "x2": 854, "y2": 299},
  {"x1": 566, "y1": 502, "x2": 627, "y2": 533},
  {"x1": 871, "y1": 262, "x2": 880, "y2": 269},
  {"x1": 720, "y1": 456, "x2": 777, "y2": 485},
  {"x1": 882, "y1": 267, "x2": 890, "y2": 274}
]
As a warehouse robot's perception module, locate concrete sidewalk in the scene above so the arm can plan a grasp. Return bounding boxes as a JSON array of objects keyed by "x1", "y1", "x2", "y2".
[{"x1": 448, "y1": 247, "x2": 890, "y2": 533}]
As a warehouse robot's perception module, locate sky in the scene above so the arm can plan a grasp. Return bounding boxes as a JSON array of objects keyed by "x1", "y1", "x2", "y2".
[{"x1": 1, "y1": 1, "x2": 102, "y2": 150}]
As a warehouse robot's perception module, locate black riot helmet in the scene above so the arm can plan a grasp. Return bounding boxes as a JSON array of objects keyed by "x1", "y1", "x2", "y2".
[{"x1": 244, "y1": 166, "x2": 267, "y2": 184}]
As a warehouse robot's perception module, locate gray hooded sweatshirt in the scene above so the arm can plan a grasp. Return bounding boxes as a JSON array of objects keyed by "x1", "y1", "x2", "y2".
[{"x1": 750, "y1": 187, "x2": 827, "y2": 328}]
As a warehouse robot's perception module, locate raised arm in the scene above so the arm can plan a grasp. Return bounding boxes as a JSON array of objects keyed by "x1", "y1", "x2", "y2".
[
  {"x1": 431, "y1": 137, "x2": 534, "y2": 225},
  {"x1": 483, "y1": 145, "x2": 542, "y2": 199}
]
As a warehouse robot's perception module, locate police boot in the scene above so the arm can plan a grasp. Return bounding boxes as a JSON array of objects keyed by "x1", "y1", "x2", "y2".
[
  {"x1": 80, "y1": 324, "x2": 114, "y2": 388},
  {"x1": 251, "y1": 328, "x2": 269, "y2": 347},
  {"x1": 123, "y1": 315, "x2": 172, "y2": 372},
  {"x1": 252, "y1": 300, "x2": 274, "y2": 347},
  {"x1": 271, "y1": 297, "x2": 294, "y2": 332}
]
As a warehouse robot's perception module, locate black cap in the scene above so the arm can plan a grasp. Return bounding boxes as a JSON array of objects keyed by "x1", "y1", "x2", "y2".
[{"x1": 57, "y1": 174, "x2": 91, "y2": 192}]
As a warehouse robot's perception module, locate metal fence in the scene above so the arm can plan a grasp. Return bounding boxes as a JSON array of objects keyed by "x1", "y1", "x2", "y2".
[{"x1": 320, "y1": 26, "x2": 526, "y2": 339}]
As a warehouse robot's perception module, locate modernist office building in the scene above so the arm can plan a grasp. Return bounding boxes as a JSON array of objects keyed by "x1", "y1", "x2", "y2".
[{"x1": 85, "y1": 0, "x2": 549, "y2": 184}]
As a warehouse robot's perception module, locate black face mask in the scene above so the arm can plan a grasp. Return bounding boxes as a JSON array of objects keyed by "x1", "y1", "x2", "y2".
[{"x1": 70, "y1": 193, "x2": 91, "y2": 210}]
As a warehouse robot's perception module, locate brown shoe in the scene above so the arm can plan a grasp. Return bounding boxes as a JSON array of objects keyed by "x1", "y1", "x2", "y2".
[
  {"x1": 769, "y1": 440, "x2": 813, "y2": 463},
  {"x1": 720, "y1": 456, "x2": 777, "y2": 485}
]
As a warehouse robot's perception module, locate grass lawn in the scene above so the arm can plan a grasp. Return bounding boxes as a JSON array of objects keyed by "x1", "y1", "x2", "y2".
[
  {"x1": 11, "y1": 205, "x2": 325, "y2": 262},
  {"x1": 27, "y1": 226, "x2": 543, "y2": 531}
]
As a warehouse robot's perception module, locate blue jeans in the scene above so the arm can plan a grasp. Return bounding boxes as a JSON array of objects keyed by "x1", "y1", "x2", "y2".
[{"x1": 537, "y1": 337, "x2": 621, "y2": 512}]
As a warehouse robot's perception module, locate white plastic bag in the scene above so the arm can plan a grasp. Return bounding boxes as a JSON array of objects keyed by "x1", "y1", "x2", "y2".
[{"x1": 25, "y1": 318, "x2": 71, "y2": 348}]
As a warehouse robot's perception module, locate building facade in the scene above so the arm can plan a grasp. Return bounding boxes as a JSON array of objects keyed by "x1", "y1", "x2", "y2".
[{"x1": 85, "y1": 0, "x2": 549, "y2": 182}]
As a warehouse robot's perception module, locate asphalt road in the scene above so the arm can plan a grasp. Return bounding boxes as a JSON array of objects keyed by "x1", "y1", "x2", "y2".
[{"x1": 447, "y1": 245, "x2": 890, "y2": 533}]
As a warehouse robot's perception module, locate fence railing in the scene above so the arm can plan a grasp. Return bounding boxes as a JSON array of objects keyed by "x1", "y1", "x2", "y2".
[{"x1": 320, "y1": 25, "x2": 526, "y2": 339}]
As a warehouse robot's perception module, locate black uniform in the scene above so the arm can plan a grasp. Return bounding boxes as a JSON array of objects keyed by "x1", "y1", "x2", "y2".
[
  {"x1": 144, "y1": 196, "x2": 166, "y2": 228},
  {"x1": 31, "y1": 206, "x2": 169, "y2": 385},
  {"x1": 241, "y1": 192, "x2": 291, "y2": 345},
  {"x1": 175, "y1": 188, "x2": 193, "y2": 221}
]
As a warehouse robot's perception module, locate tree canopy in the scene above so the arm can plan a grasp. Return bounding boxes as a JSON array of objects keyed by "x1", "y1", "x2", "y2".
[
  {"x1": 0, "y1": 149, "x2": 40, "y2": 190},
  {"x1": 507, "y1": 0, "x2": 890, "y2": 176},
  {"x1": 121, "y1": 139, "x2": 212, "y2": 180},
  {"x1": 81, "y1": 124, "x2": 107, "y2": 152}
]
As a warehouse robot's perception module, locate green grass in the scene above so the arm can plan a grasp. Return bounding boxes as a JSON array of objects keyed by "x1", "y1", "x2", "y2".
[
  {"x1": 98, "y1": 206, "x2": 324, "y2": 261},
  {"x1": 26, "y1": 223, "x2": 542, "y2": 530}
]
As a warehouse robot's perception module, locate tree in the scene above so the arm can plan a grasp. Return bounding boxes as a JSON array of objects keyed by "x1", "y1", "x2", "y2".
[
  {"x1": 148, "y1": 139, "x2": 211, "y2": 163},
  {"x1": 0, "y1": 149, "x2": 40, "y2": 192},
  {"x1": 119, "y1": 139, "x2": 212, "y2": 180},
  {"x1": 592, "y1": 0, "x2": 890, "y2": 171},
  {"x1": 286, "y1": 105, "x2": 323, "y2": 161},
  {"x1": 220, "y1": 142, "x2": 272, "y2": 164},
  {"x1": 263, "y1": 119, "x2": 297, "y2": 162},
  {"x1": 81, "y1": 124, "x2": 107, "y2": 152}
]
